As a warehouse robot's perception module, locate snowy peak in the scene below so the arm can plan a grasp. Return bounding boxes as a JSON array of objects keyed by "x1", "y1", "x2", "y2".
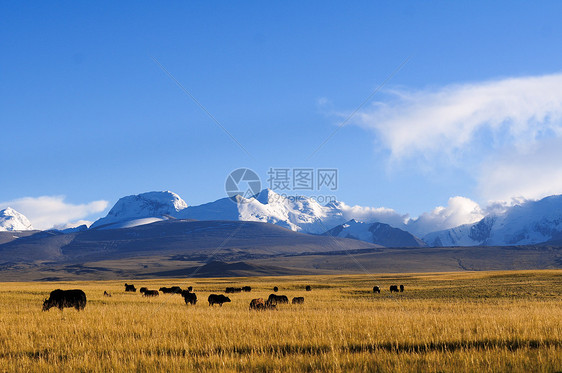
[
  {"x1": 91, "y1": 191, "x2": 187, "y2": 229},
  {"x1": 91, "y1": 188, "x2": 400, "y2": 234},
  {"x1": 0, "y1": 207, "x2": 33, "y2": 231},
  {"x1": 325, "y1": 219, "x2": 426, "y2": 247},
  {"x1": 183, "y1": 189, "x2": 343, "y2": 233},
  {"x1": 423, "y1": 195, "x2": 562, "y2": 246}
]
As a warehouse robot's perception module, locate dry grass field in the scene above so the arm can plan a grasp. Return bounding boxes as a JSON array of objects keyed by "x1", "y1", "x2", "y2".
[{"x1": 0, "y1": 270, "x2": 560, "y2": 372}]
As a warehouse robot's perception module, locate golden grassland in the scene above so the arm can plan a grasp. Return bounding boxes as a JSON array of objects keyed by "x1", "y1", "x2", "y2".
[{"x1": 0, "y1": 270, "x2": 560, "y2": 372}]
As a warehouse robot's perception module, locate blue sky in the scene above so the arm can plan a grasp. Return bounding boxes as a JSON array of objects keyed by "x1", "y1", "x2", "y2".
[{"x1": 2, "y1": 1, "x2": 562, "y2": 229}]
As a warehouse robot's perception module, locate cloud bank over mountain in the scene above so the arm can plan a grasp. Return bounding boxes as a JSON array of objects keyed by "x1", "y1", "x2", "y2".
[
  {"x1": 0, "y1": 196, "x2": 108, "y2": 230},
  {"x1": 353, "y1": 72, "x2": 562, "y2": 203},
  {"x1": 0, "y1": 189, "x2": 497, "y2": 237}
]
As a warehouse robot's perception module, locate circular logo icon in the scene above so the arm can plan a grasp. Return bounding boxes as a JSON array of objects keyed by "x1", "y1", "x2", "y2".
[{"x1": 225, "y1": 168, "x2": 261, "y2": 200}]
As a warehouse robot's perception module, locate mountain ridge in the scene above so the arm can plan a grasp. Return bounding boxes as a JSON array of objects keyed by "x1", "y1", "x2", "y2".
[
  {"x1": 88, "y1": 190, "x2": 562, "y2": 247},
  {"x1": 324, "y1": 219, "x2": 427, "y2": 247}
]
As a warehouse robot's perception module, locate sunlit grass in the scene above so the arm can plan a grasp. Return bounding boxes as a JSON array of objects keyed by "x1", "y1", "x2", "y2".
[{"x1": 0, "y1": 270, "x2": 560, "y2": 372}]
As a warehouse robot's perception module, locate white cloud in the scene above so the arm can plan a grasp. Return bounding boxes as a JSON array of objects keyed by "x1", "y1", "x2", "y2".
[
  {"x1": 355, "y1": 72, "x2": 562, "y2": 160},
  {"x1": 338, "y1": 202, "x2": 409, "y2": 229},
  {"x1": 479, "y1": 137, "x2": 562, "y2": 202},
  {"x1": 334, "y1": 197, "x2": 485, "y2": 237},
  {"x1": 0, "y1": 196, "x2": 108, "y2": 230},
  {"x1": 407, "y1": 196, "x2": 484, "y2": 236},
  {"x1": 350, "y1": 72, "x2": 562, "y2": 205}
]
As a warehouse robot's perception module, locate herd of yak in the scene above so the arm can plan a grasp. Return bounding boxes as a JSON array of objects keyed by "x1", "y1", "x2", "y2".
[{"x1": 42, "y1": 283, "x2": 405, "y2": 312}]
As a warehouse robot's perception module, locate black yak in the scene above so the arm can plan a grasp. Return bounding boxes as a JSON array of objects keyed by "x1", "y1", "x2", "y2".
[
  {"x1": 292, "y1": 297, "x2": 304, "y2": 304},
  {"x1": 267, "y1": 294, "x2": 289, "y2": 305},
  {"x1": 143, "y1": 290, "x2": 159, "y2": 297},
  {"x1": 373, "y1": 286, "x2": 381, "y2": 294},
  {"x1": 390, "y1": 285, "x2": 399, "y2": 293},
  {"x1": 181, "y1": 291, "x2": 197, "y2": 305},
  {"x1": 124, "y1": 283, "x2": 136, "y2": 292},
  {"x1": 225, "y1": 287, "x2": 242, "y2": 293},
  {"x1": 400, "y1": 284, "x2": 404, "y2": 292},
  {"x1": 43, "y1": 289, "x2": 86, "y2": 311},
  {"x1": 305, "y1": 285, "x2": 311, "y2": 291},
  {"x1": 208, "y1": 294, "x2": 231, "y2": 306},
  {"x1": 159, "y1": 286, "x2": 182, "y2": 294}
]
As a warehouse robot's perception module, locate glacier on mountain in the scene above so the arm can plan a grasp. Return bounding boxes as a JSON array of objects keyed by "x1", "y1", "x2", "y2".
[
  {"x1": 0, "y1": 207, "x2": 34, "y2": 231},
  {"x1": 423, "y1": 195, "x2": 562, "y2": 246}
]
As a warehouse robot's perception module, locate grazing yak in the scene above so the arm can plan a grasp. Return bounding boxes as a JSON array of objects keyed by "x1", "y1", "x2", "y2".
[
  {"x1": 143, "y1": 290, "x2": 159, "y2": 297},
  {"x1": 250, "y1": 298, "x2": 276, "y2": 310},
  {"x1": 208, "y1": 294, "x2": 231, "y2": 306},
  {"x1": 305, "y1": 285, "x2": 311, "y2": 291},
  {"x1": 292, "y1": 297, "x2": 304, "y2": 305},
  {"x1": 373, "y1": 286, "x2": 381, "y2": 294},
  {"x1": 124, "y1": 283, "x2": 136, "y2": 292},
  {"x1": 242, "y1": 286, "x2": 251, "y2": 292},
  {"x1": 273, "y1": 286, "x2": 279, "y2": 292},
  {"x1": 400, "y1": 285, "x2": 404, "y2": 292},
  {"x1": 390, "y1": 285, "x2": 399, "y2": 293},
  {"x1": 103, "y1": 291, "x2": 112, "y2": 297},
  {"x1": 160, "y1": 286, "x2": 182, "y2": 294},
  {"x1": 249, "y1": 298, "x2": 266, "y2": 310},
  {"x1": 225, "y1": 287, "x2": 242, "y2": 293},
  {"x1": 181, "y1": 291, "x2": 197, "y2": 305},
  {"x1": 267, "y1": 294, "x2": 289, "y2": 305},
  {"x1": 43, "y1": 289, "x2": 87, "y2": 311}
]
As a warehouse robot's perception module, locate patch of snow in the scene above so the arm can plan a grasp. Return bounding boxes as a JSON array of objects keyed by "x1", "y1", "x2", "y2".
[{"x1": 96, "y1": 217, "x2": 166, "y2": 230}]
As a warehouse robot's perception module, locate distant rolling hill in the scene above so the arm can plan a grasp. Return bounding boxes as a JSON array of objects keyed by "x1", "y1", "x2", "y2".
[
  {"x1": 0, "y1": 218, "x2": 375, "y2": 264},
  {"x1": 0, "y1": 219, "x2": 560, "y2": 281},
  {"x1": 0, "y1": 230, "x2": 40, "y2": 245}
]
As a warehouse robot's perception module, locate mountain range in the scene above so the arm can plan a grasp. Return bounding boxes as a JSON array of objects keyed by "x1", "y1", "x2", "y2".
[
  {"x1": 1, "y1": 191, "x2": 561, "y2": 280},
  {"x1": 4, "y1": 190, "x2": 562, "y2": 247}
]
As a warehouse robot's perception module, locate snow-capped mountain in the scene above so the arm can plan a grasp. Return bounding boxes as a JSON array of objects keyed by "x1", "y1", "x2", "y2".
[
  {"x1": 180, "y1": 189, "x2": 349, "y2": 234},
  {"x1": 324, "y1": 219, "x2": 426, "y2": 247},
  {"x1": 0, "y1": 207, "x2": 33, "y2": 231},
  {"x1": 90, "y1": 190, "x2": 562, "y2": 247},
  {"x1": 423, "y1": 195, "x2": 562, "y2": 246},
  {"x1": 90, "y1": 189, "x2": 353, "y2": 233},
  {"x1": 90, "y1": 191, "x2": 188, "y2": 229}
]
